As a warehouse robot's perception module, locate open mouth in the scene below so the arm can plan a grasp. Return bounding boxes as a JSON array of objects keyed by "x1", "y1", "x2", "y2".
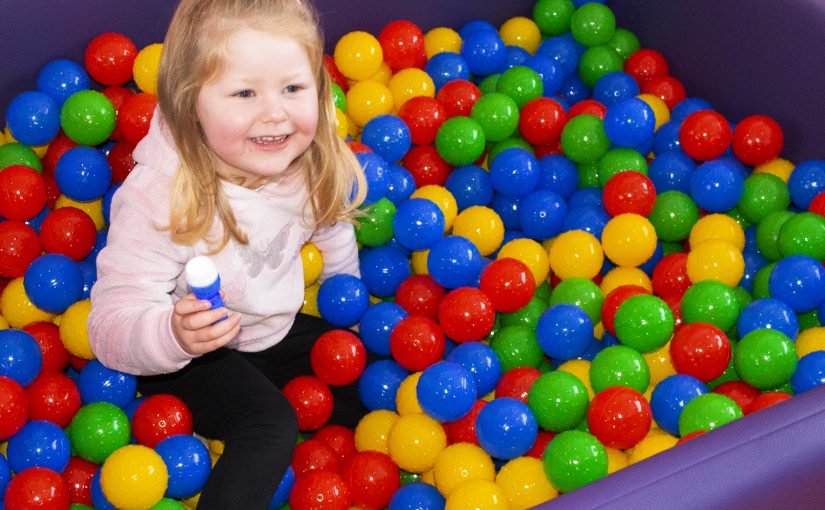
[{"x1": 250, "y1": 135, "x2": 288, "y2": 144}]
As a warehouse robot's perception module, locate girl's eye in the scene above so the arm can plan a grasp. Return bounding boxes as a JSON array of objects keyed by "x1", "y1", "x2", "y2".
[
  {"x1": 235, "y1": 90, "x2": 254, "y2": 98},
  {"x1": 285, "y1": 85, "x2": 302, "y2": 94}
]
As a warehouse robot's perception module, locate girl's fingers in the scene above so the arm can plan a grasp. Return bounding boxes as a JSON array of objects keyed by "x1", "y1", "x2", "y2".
[{"x1": 191, "y1": 314, "x2": 242, "y2": 353}]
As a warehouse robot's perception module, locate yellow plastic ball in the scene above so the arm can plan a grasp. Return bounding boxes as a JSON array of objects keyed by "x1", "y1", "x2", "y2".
[
  {"x1": 0, "y1": 277, "x2": 55, "y2": 329},
  {"x1": 548, "y1": 229, "x2": 604, "y2": 280},
  {"x1": 605, "y1": 446, "x2": 629, "y2": 474},
  {"x1": 355, "y1": 410, "x2": 399, "y2": 454},
  {"x1": 412, "y1": 186, "x2": 458, "y2": 231},
  {"x1": 499, "y1": 16, "x2": 541, "y2": 54},
  {"x1": 445, "y1": 479, "x2": 510, "y2": 510},
  {"x1": 689, "y1": 213, "x2": 745, "y2": 251},
  {"x1": 452, "y1": 206, "x2": 505, "y2": 257},
  {"x1": 334, "y1": 107, "x2": 349, "y2": 140},
  {"x1": 754, "y1": 158, "x2": 795, "y2": 182},
  {"x1": 346, "y1": 80, "x2": 394, "y2": 127},
  {"x1": 133, "y1": 43, "x2": 163, "y2": 95},
  {"x1": 686, "y1": 239, "x2": 744, "y2": 288},
  {"x1": 628, "y1": 432, "x2": 678, "y2": 465},
  {"x1": 396, "y1": 372, "x2": 424, "y2": 416},
  {"x1": 434, "y1": 443, "x2": 495, "y2": 497},
  {"x1": 56, "y1": 195, "x2": 105, "y2": 231},
  {"x1": 4, "y1": 127, "x2": 49, "y2": 156},
  {"x1": 334, "y1": 31, "x2": 384, "y2": 81},
  {"x1": 0, "y1": 315, "x2": 8, "y2": 330},
  {"x1": 797, "y1": 327, "x2": 825, "y2": 358},
  {"x1": 60, "y1": 299, "x2": 94, "y2": 359},
  {"x1": 181, "y1": 492, "x2": 200, "y2": 509},
  {"x1": 496, "y1": 456, "x2": 558, "y2": 509},
  {"x1": 424, "y1": 27, "x2": 462, "y2": 58},
  {"x1": 101, "y1": 444, "x2": 168, "y2": 510},
  {"x1": 497, "y1": 238, "x2": 550, "y2": 285},
  {"x1": 300, "y1": 243, "x2": 323, "y2": 287},
  {"x1": 301, "y1": 284, "x2": 320, "y2": 317},
  {"x1": 637, "y1": 93, "x2": 670, "y2": 132},
  {"x1": 411, "y1": 250, "x2": 430, "y2": 275},
  {"x1": 347, "y1": 112, "x2": 361, "y2": 139},
  {"x1": 367, "y1": 62, "x2": 393, "y2": 85},
  {"x1": 421, "y1": 469, "x2": 436, "y2": 486},
  {"x1": 388, "y1": 68, "x2": 435, "y2": 112},
  {"x1": 387, "y1": 413, "x2": 447, "y2": 473},
  {"x1": 207, "y1": 439, "x2": 225, "y2": 455},
  {"x1": 557, "y1": 359, "x2": 594, "y2": 399},
  {"x1": 643, "y1": 340, "x2": 676, "y2": 388},
  {"x1": 600, "y1": 266, "x2": 653, "y2": 295},
  {"x1": 0, "y1": 127, "x2": 6, "y2": 145},
  {"x1": 601, "y1": 213, "x2": 658, "y2": 267}
]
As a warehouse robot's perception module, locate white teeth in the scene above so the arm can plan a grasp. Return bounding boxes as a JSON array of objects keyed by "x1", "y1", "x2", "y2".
[{"x1": 252, "y1": 135, "x2": 287, "y2": 143}]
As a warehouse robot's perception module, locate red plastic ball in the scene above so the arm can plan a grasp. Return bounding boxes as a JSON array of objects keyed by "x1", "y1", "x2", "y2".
[
  {"x1": 398, "y1": 96, "x2": 447, "y2": 146},
  {"x1": 108, "y1": 141, "x2": 137, "y2": 183},
  {"x1": 84, "y1": 32, "x2": 138, "y2": 86},
  {"x1": 601, "y1": 285, "x2": 651, "y2": 336},
  {"x1": 310, "y1": 329, "x2": 367, "y2": 386},
  {"x1": 41, "y1": 132, "x2": 77, "y2": 178},
  {"x1": 132, "y1": 394, "x2": 194, "y2": 448},
  {"x1": 479, "y1": 258, "x2": 536, "y2": 313},
  {"x1": 526, "y1": 430, "x2": 556, "y2": 460},
  {"x1": 679, "y1": 110, "x2": 732, "y2": 161},
  {"x1": 38, "y1": 207, "x2": 97, "y2": 261},
  {"x1": 283, "y1": 375, "x2": 334, "y2": 432},
  {"x1": 100, "y1": 85, "x2": 133, "y2": 111},
  {"x1": 745, "y1": 391, "x2": 792, "y2": 415},
  {"x1": 436, "y1": 79, "x2": 482, "y2": 118},
  {"x1": 641, "y1": 75, "x2": 686, "y2": 110},
  {"x1": 494, "y1": 367, "x2": 541, "y2": 404},
  {"x1": 61, "y1": 456, "x2": 98, "y2": 506},
  {"x1": 444, "y1": 399, "x2": 486, "y2": 445},
  {"x1": 0, "y1": 375, "x2": 29, "y2": 440},
  {"x1": 603, "y1": 170, "x2": 657, "y2": 217},
  {"x1": 437, "y1": 287, "x2": 496, "y2": 342},
  {"x1": 0, "y1": 220, "x2": 41, "y2": 278},
  {"x1": 401, "y1": 145, "x2": 453, "y2": 187},
  {"x1": 624, "y1": 48, "x2": 669, "y2": 87},
  {"x1": 24, "y1": 321, "x2": 70, "y2": 374},
  {"x1": 389, "y1": 315, "x2": 446, "y2": 371},
  {"x1": 26, "y1": 371, "x2": 81, "y2": 428},
  {"x1": 4, "y1": 467, "x2": 71, "y2": 510},
  {"x1": 292, "y1": 438, "x2": 341, "y2": 477},
  {"x1": 677, "y1": 430, "x2": 706, "y2": 444},
  {"x1": 534, "y1": 139, "x2": 564, "y2": 159},
  {"x1": 290, "y1": 470, "x2": 351, "y2": 510},
  {"x1": 313, "y1": 424, "x2": 357, "y2": 466},
  {"x1": 378, "y1": 20, "x2": 427, "y2": 72},
  {"x1": 116, "y1": 92, "x2": 157, "y2": 145},
  {"x1": 809, "y1": 191, "x2": 825, "y2": 217},
  {"x1": 587, "y1": 386, "x2": 652, "y2": 449},
  {"x1": 669, "y1": 322, "x2": 731, "y2": 382},
  {"x1": 731, "y1": 114, "x2": 784, "y2": 166},
  {"x1": 324, "y1": 54, "x2": 349, "y2": 92},
  {"x1": 662, "y1": 291, "x2": 684, "y2": 332},
  {"x1": 518, "y1": 97, "x2": 567, "y2": 146},
  {"x1": 713, "y1": 381, "x2": 760, "y2": 412},
  {"x1": 0, "y1": 164, "x2": 48, "y2": 221},
  {"x1": 394, "y1": 275, "x2": 447, "y2": 319},
  {"x1": 42, "y1": 175, "x2": 61, "y2": 210},
  {"x1": 567, "y1": 99, "x2": 606, "y2": 120},
  {"x1": 341, "y1": 451, "x2": 400, "y2": 510},
  {"x1": 347, "y1": 140, "x2": 372, "y2": 154},
  {"x1": 651, "y1": 252, "x2": 691, "y2": 300},
  {"x1": 68, "y1": 354, "x2": 89, "y2": 372}
]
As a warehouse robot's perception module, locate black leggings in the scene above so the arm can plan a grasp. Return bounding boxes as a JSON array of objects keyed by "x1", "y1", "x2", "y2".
[{"x1": 137, "y1": 313, "x2": 367, "y2": 510}]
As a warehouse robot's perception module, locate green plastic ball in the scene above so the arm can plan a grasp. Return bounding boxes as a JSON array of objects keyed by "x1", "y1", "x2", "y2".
[
  {"x1": 500, "y1": 296, "x2": 548, "y2": 329},
  {"x1": 648, "y1": 190, "x2": 700, "y2": 242},
  {"x1": 737, "y1": 173, "x2": 791, "y2": 225},
  {"x1": 528, "y1": 370, "x2": 590, "y2": 432},
  {"x1": 331, "y1": 83, "x2": 347, "y2": 111},
  {"x1": 150, "y1": 499, "x2": 187, "y2": 510},
  {"x1": 543, "y1": 430, "x2": 608, "y2": 493},
  {"x1": 750, "y1": 263, "x2": 775, "y2": 300},
  {"x1": 560, "y1": 114, "x2": 610, "y2": 164},
  {"x1": 590, "y1": 345, "x2": 650, "y2": 394},
  {"x1": 707, "y1": 339, "x2": 740, "y2": 390},
  {"x1": 478, "y1": 74, "x2": 501, "y2": 95},
  {"x1": 67, "y1": 402, "x2": 131, "y2": 464},
  {"x1": 532, "y1": 0, "x2": 576, "y2": 36},
  {"x1": 577, "y1": 45, "x2": 623, "y2": 88},
  {"x1": 598, "y1": 149, "x2": 648, "y2": 187},
  {"x1": 496, "y1": 66, "x2": 544, "y2": 109},
  {"x1": 534, "y1": 281, "x2": 552, "y2": 303},
  {"x1": 0, "y1": 143, "x2": 42, "y2": 172},
  {"x1": 577, "y1": 161, "x2": 601, "y2": 188},
  {"x1": 548, "y1": 277, "x2": 604, "y2": 324},
  {"x1": 608, "y1": 28, "x2": 641, "y2": 61},
  {"x1": 680, "y1": 280, "x2": 740, "y2": 334},
  {"x1": 470, "y1": 92, "x2": 519, "y2": 143},
  {"x1": 777, "y1": 211, "x2": 825, "y2": 260},
  {"x1": 734, "y1": 329, "x2": 798, "y2": 390},
  {"x1": 490, "y1": 325, "x2": 545, "y2": 372},
  {"x1": 570, "y1": 3, "x2": 616, "y2": 47},
  {"x1": 798, "y1": 309, "x2": 821, "y2": 331},
  {"x1": 60, "y1": 90, "x2": 116, "y2": 145},
  {"x1": 614, "y1": 294, "x2": 674, "y2": 353},
  {"x1": 755, "y1": 210, "x2": 795, "y2": 262},
  {"x1": 678, "y1": 393, "x2": 743, "y2": 436},
  {"x1": 434, "y1": 116, "x2": 486, "y2": 166},
  {"x1": 487, "y1": 137, "x2": 534, "y2": 162},
  {"x1": 355, "y1": 198, "x2": 396, "y2": 247}
]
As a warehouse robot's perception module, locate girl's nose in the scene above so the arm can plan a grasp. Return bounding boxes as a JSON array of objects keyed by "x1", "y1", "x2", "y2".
[{"x1": 261, "y1": 94, "x2": 288, "y2": 122}]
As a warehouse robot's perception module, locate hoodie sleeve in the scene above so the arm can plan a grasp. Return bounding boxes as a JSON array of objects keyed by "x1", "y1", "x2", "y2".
[{"x1": 310, "y1": 221, "x2": 361, "y2": 282}]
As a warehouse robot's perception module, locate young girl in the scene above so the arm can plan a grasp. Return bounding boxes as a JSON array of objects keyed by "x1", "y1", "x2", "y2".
[{"x1": 88, "y1": 0, "x2": 367, "y2": 508}]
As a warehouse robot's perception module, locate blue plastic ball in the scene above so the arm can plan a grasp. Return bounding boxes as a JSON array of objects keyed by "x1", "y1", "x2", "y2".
[
  {"x1": 359, "y1": 302, "x2": 408, "y2": 357},
  {"x1": 385, "y1": 164, "x2": 416, "y2": 206},
  {"x1": 461, "y1": 29, "x2": 507, "y2": 77},
  {"x1": 445, "y1": 165, "x2": 494, "y2": 211},
  {"x1": 5, "y1": 91, "x2": 61, "y2": 146},
  {"x1": 475, "y1": 397, "x2": 538, "y2": 460},
  {"x1": 0, "y1": 454, "x2": 10, "y2": 497},
  {"x1": 7, "y1": 420, "x2": 71, "y2": 473},
  {"x1": 768, "y1": 254, "x2": 825, "y2": 313},
  {"x1": 424, "y1": 52, "x2": 471, "y2": 92},
  {"x1": 417, "y1": 361, "x2": 477, "y2": 422},
  {"x1": 593, "y1": 71, "x2": 640, "y2": 107},
  {"x1": 648, "y1": 150, "x2": 695, "y2": 194},
  {"x1": 537, "y1": 154, "x2": 579, "y2": 199},
  {"x1": 567, "y1": 187, "x2": 604, "y2": 209},
  {"x1": 124, "y1": 395, "x2": 146, "y2": 422},
  {"x1": 489, "y1": 148, "x2": 541, "y2": 197},
  {"x1": 77, "y1": 359, "x2": 137, "y2": 408},
  {"x1": 536, "y1": 34, "x2": 584, "y2": 79},
  {"x1": 91, "y1": 468, "x2": 117, "y2": 510},
  {"x1": 0, "y1": 329, "x2": 42, "y2": 387},
  {"x1": 102, "y1": 182, "x2": 121, "y2": 226},
  {"x1": 445, "y1": 341, "x2": 502, "y2": 397},
  {"x1": 652, "y1": 120, "x2": 684, "y2": 155},
  {"x1": 77, "y1": 259, "x2": 97, "y2": 300},
  {"x1": 523, "y1": 54, "x2": 564, "y2": 96},
  {"x1": 670, "y1": 97, "x2": 714, "y2": 122},
  {"x1": 791, "y1": 351, "x2": 825, "y2": 394},
  {"x1": 361, "y1": 115, "x2": 412, "y2": 164},
  {"x1": 54, "y1": 146, "x2": 112, "y2": 201},
  {"x1": 24, "y1": 253, "x2": 84, "y2": 314},
  {"x1": 155, "y1": 434, "x2": 212, "y2": 499},
  {"x1": 355, "y1": 151, "x2": 389, "y2": 205},
  {"x1": 650, "y1": 374, "x2": 708, "y2": 436},
  {"x1": 317, "y1": 274, "x2": 370, "y2": 327},
  {"x1": 603, "y1": 97, "x2": 655, "y2": 148},
  {"x1": 24, "y1": 206, "x2": 50, "y2": 234},
  {"x1": 503, "y1": 45, "x2": 530, "y2": 70},
  {"x1": 787, "y1": 159, "x2": 825, "y2": 210},
  {"x1": 458, "y1": 19, "x2": 498, "y2": 39},
  {"x1": 358, "y1": 359, "x2": 409, "y2": 412},
  {"x1": 36, "y1": 59, "x2": 91, "y2": 107},
  {"x1": 389, "y1": 482, "x2": 446, "y2": 510},
  {"x1": 536, "y1": 303, "x2": 594, "y2": 360},
  {"x1": 268, "y1": 466, "x2": 296, "y2": 510},
  {"x1": 737, "y1": 298, "x2": 799, "y2": 340},
  {"x1": 689, "y1": 159, "x2": 745, "y2": 213},
  {"x1": 426, "y1": 235, "x2": 482, "y2": 289},
  {"x1": 392, "y1": 198, "x2": 445, "y2": 251},
  {"x1": 359, "y1": 246, "x2": 412, "y2": 298},
  {"x1": 518, "y1": 189, "x2": 568, "y2": 240},
  {"x1": 490, "y1": 194, "x2": 522, "y2": 231},
  {"x1": 559, "y1": 73, "x2": 591, "y2": 103},
  {"x1": 562, "y1": 204, "x2": 610, "y2": 238}
]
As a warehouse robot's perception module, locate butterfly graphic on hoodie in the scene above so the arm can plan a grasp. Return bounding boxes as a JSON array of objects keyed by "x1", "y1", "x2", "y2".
[{"x1": 237, "y1": 219, "x2": 293, "y2": 278}]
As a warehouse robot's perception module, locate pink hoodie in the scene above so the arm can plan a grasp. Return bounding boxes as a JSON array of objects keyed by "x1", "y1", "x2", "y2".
[{"x1": 88, "y1": 112, "x2": 360, "y2": 376}]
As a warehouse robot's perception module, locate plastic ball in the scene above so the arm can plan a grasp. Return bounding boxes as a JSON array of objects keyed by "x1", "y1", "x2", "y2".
[
  {"x1": 678, "y1": 392, "x2": 743, "y2": 436},
  {"x1": 737, "y1": 297, "x2": 799, "y2": 340},
  {"x1": 444, "y1": 479, "x2": 509, "y2": 510},
  {"x1": 496, "y1": 66, "x2": 544, "y2": 109},
  {"x1": 548, "y1": 229, "x2": 604, "y2": 281},
  {"x1": 451, "y1": 206, "x2": 503, "y2": 257},
  {"x1": 282, "y1": 375, "x2": 334, "y2": 432},
  {"x1": 437, "y1": 287, "x2": 496, "y2": 343},
  {"x1": 424, "y1": 52, "x2": 472, "y2": 92},
  {"x1": 603, "y1": 97, "x2": 655, "y2": 148},
  {"x1": 356, "y1": 151, "x2": 389, "y2": 205},
  {"x1": 393, "y1": 198, "x2": 446, "y2": 251},
  {"x1": 360, "y1": 246, "x2": 410, "y2": 297},
  {"x1": 469, "y1": 92, "x2": 519, "y2": 143},
  {"x1": 590, "y1": 345, "x2": 650, "y2": 394},
  {"x1": 670, "y1": 322, "x2": 731, "y2": 382},
  {"x1": 76, "y1": 359, "x2": 136, "y2": 408},
  {"x1": 387, "y1": 412, "x2": 447, "y2": 473},
  {"x1": 433, "y1": 116, "x2": 486, "y2": 167},
  {"x1": 417, "y1": 361, "x2": 477, "y2": 422},
  {"x1": 427, "y1": 235, "x2": 482, "y2": 289},
  {"x1": 316, "y1": 274, "x2": 369, "y2": 327},
  {"x1": 460, "y1": 28, "x2": 506, "y2": 77},
  {"x1": 477, "y1": 257, "x2": 534, "y2": 313},
  {"x1": 535, "y1": 303, "x2": 593, "y2": 361},
  {"x1": 130, "y1": 43, "x2": 162, "y2": 94},
  {"x1": 791, "y1": 351, "x2": 825, "y2": 394},
  {"x1": 686, "y1": 239, "x2": 744, "y2": 288},
  {"x1": 0, "y1": 328, "x2": 43, "y2": 386},
  {"x1": 734, "y1": 328, "x2": 797, "y2": 390},
  {"x1": 690, "y1": 213, "x2": 745, "y2": 252},
  {"x1": 445, "y1": 343, "x2": 500, "y2": 399},
  {"x1": 570, "y1": 2, "x2": 616, "y2": 47},
  {"x1": 7, "y1": 419, "x2": 71, "y2": 473},
  {"x1": 68, "y1": 402, "x2": 131, "y2": 464},
  {"x1": 0, "y1": 221, "x2": 41, "y2": 278},
  {"x1": 26, "y1": 371, "x2": 80, "y2": 427},
  {"x1": 613, "y1": 294, "x2": 674, "y2": 353},
  {"x1": 649, "y1": 148, "x2": 695, "y2": 193},
  {"x1": 0, "y1": 165, "x2": 47, "y2": 222},
  {"x1": 150, "y1": 435, "x2": 209, "y2": 500},
  {"x1": 6, "y1": 91, "x2": 61, "y2": 146},
  {"x1": 527, "y1": 370, "x2": 589, "y2": 432},
  {"x1": 601, "y1": 213, "x2": 657, "y2": 267},
  {"x1": 0, "y1": 375, "x2": 30, "y2": 440},
  {"x1": 395, "y1": 371, "x2": 424, "y2": 416},
  {"x1": 650, "y1": 374, "x2": 707, "y2": 436},
  {"x1": 39, "y1": 206, "x2": 97, "y2": 261},
  {"x1": 738, "y1": 172, "x2": 791, "y2": 225},
  {"x1": 603, "y1": 170, "x2": 656, "y2": 217},
  {"x1": 308, "y1": 330, "x2": 366, "y2": 387},
  {"x1": 60, "y1": 90, "x2": 116, "y2": 146},
  {"x1": 358, "y1": 302, "x2": 407, "y2": 357},
  {"x1": 475, "y1": 397, "x2": 538, "y2": 460},
  {"x1": 130, "y1": 394, "x2": 193, "y2": 448},
  {"x1": 334, "y1": 31, "x2": 384, "y2": 81},
  {"x1": 432, "y1": 442, "x2": 494, "y2": 498},
  {"x1": 84, "y1": 32, "x2": 138, "y2": 86},
  {"x1": 577, "y1": 45, "x2": 623, "y2": 88},
  {"x1": 496, "y1": 455, "x2": 558, "y2": 508},
  {"x1": 22, "y1": 253, "x2": 83, "y2": 313},
  {"x1": 788, "y1": 159, "x2": 825, "y2": 209},
  {"x1": 543, "y1": 430, "x2": 608, "y2": 493},
  {"x1": 346, "y1": 80, "x2": 394, "y2": 127},
  {"x1": 768, "y1": 254, "x2": 825, "y2": 313},
  {"x1": 587, "y1": 386, "x2": 651, "y2": 449},
  {"x1": 358, "y1": 360, "x2": 409, "y2": 412},
  {"x1": 411, "y1": 185, "x2": 458, "y2": 231},
  {"x1": 731, "y1": 114, "x2": 784, "y2": 166},
  {"x1": 389, "y1": 316, "x2": 446, "y2": 371},
  {"x1": 355, "y1": 198, "x2": 396, "y2": 247},
  {"x1": 114, "y1": 92, "x2": 156, "y2": 145},
  {"x1": 689, "y1": 159, "x2": 745, "y2": 213},
  {"x1": 35, "y1": 58, "x2": 90, "y2": 109},
  {"x1": 389, "y1": 481, "x2": 446, "y2": 510},
  {"x1": 362, "y1": 114, "x2": 412, "y2": 164},
  {"x1": 398, "y1": 96, "x2": 446, "y2": 146},
  {"x1": 340, "y1": 451, "x2": 399, "y2": 509},
  {"x1": 378, "y1": 19, "x2": 426, "y2": 71},
  {"x1": 519, "y1": 189, "x2": 568, "y2": 239},
  {"x1": 1, "y1": 277, "x2": 56, "y2": 329},
  {"x1": 560, "y1": 114, "x2": 610, "y2": 164},
  {"x1": 4, "y1": 466, "x2": 71, "y2": 510},
  {"x1": 777, "y1": 212, "x2": 825, "y2": 260}
]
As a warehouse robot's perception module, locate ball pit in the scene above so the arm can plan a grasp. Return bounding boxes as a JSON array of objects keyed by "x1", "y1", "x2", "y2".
[{"x1": 4, "y1": 0, "x2": 825, "y2": 509}]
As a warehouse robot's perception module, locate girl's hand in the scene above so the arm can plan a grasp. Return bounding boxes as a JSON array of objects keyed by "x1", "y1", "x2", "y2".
[{"x1": 171, "y1": 293, "x2": 241, "y2": 355}]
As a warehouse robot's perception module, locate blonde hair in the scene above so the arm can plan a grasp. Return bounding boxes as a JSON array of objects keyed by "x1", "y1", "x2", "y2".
[{"x1": 157, "y1": 0, "x2": 366, "y2": 251}]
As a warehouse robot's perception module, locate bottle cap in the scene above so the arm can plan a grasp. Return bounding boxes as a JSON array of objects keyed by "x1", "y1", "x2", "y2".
[{"x1": 185, "y1": 256, "x2": 219, "y2": 288}]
